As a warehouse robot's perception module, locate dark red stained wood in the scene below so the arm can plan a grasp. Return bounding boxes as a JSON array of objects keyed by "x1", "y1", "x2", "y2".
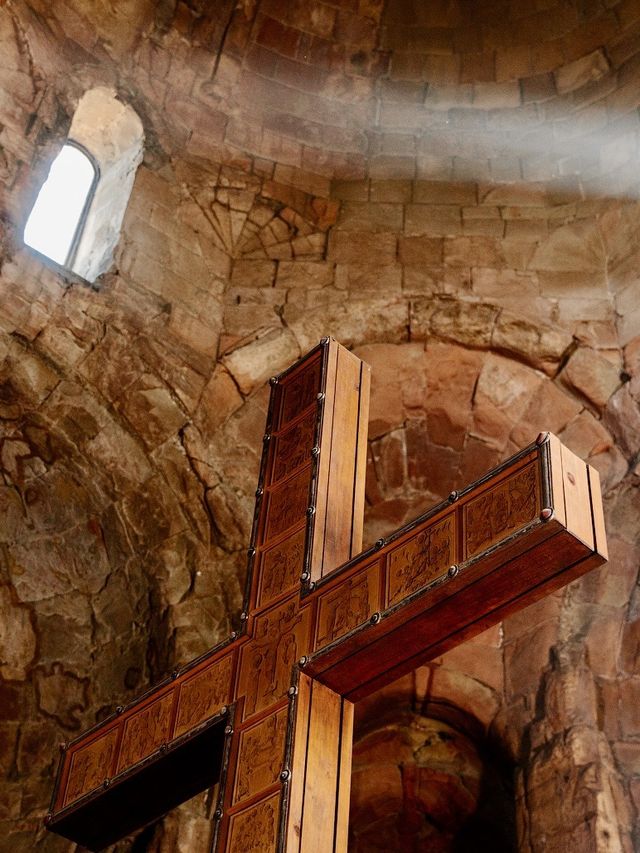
[{"x1": 46, "y1": 341, "x2": 607, "y2": 853}]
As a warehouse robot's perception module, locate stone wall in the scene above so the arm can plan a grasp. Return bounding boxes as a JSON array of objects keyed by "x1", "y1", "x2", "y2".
[{"x1": 0, "y1": 1, "x2": 639, "y2": 851}]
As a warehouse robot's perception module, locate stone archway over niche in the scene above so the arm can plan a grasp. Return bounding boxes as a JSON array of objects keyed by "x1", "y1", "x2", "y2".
[{"x1": 349, "y1": 710, "x2": 516, "y2": 853}]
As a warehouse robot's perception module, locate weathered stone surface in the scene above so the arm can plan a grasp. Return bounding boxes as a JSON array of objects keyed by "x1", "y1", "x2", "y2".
[
  {"x1": 530, "y1": 221, "x2": 606, "y2": 273},
  {"x1": 492, "y1": 312, "x2": 572, "y2": 373},
  {"x1": 554, "y1": 49, "x2": 610, "y2": 94},
  {"x1": 222, "y1": 327, "x2": 300, "y2": 394},
  {"x1": 561, "y1": 347, "x2": 621, "y2": 409},
  {"x1": 0, "y1": 586, "x2": 36, "y2": 680},
  {"x1": 473, "y1": 354, "x2": 545, "y2": 448}
]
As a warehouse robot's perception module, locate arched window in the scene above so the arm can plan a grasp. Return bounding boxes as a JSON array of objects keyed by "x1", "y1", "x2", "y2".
[
  {"x1": 24, "y1": 142, "x2": 99, "y2": 269},
  {"x1": 23, "y1": 87, "x2": 144, "y2": 283}
]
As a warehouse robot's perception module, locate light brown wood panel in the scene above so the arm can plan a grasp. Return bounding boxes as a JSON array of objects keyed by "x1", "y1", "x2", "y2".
[
  {"x1": 334, "y1": 698, "x2": 354, "y2": 853},
  {"x1": 299, "y1": 680, "x2": 343, "y2": 853},
  {"x1": 547, "y1": 433, "x2": 567, "y2": 527},
  {"x1": 312, "y1": 341, "x2": 370, "y2": 580},
  {"x1": 561, "y1": 443, "x2": 594, "y2": 549},
  {"x1": 285, "y1": 673, "x2": 312, "y2": 852},
  {"x1": 588, "y1": 464, "x2": 608, "y2": 560}
]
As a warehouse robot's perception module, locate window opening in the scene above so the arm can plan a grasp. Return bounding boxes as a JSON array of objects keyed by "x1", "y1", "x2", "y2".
[
  {"x1": 23, "y1": 87, "x2": 144, "y2": 283},
  {"x1": 23, "y1": 142, "x2": 98, "y2": 269}
]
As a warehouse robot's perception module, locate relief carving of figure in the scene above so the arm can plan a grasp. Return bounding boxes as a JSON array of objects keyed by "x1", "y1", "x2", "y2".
[
  {"x1": 391, "y1": 518, "x2": 453, "y2": 601},
  {"x1": 281, "y1": 363, "x2": 320, "y2": 425},
  {"x1": 120, "y1": 697, "x2": 171, "y2": 768},
  {"x1": 236, "y1": 713, "x2": 286, "y2": 802},
  {"x1": 318, "y1": 573, "x2": 371, "y2": 646},
  {"x1": 260, "y1": 530, "x2": 305, "y2": 605},
  {"x1": 66, "y1": 734, "x2": 116, "y2": 804},
  {"x1": 466, "y1": 465, "x2": 538, "y2": 556},
  {"x1": 274, "y1": 412, "x2": 316, "y2": 482},
  {"x1": 245, "y1": 602, "x2": 302, "y2": 717},
  {"x1": 233, "y1": 799, "x2": 277, "y2": 852},
  {"x1": 176, "y1": 658, "x2": 231, "y2": 735}
]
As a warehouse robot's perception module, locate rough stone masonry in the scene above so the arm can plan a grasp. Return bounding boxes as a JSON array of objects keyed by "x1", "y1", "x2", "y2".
[{"x1": 0, "y1": 1, "x2": 639, "y2": 850}]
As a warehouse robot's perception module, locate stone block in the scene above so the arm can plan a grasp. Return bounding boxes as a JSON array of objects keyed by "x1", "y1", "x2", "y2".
[
  {"x1": 369, "y1": 179, "x2": 412, "y2": 203},
  {"x1": 222, "y1": 327, "x2": 300, "y2": 395},
  {"x1": 605, "y1": 384, "x2": 640, "y2": 459},
  {"x1": 504, "y1": 619, "x2": 559, "y2": 700},
  {"x1": 492, "y1": 313, "x2": 572, "y2": 373},
  {"x1": 460, "y1": 52, "x2": 496, "y2": 84},
  {"x1": 503, "y1": 593, "x2": 561, "y2": 642},
  {"x1": 471, "y1": 268, "x2": 538, "y2": 298},
  {"x1": 398, "y1": 235, "x2": 444, "y2": 265},
  {"x1": 618, "y1": 678, "x2": 640, "y2": 737},
  {"x1": 531, "y1": 220, "x2": 606, "y2": 273},
  {"x1": 330, "y1": 179, "x2": 369, "y2": 201},
  {"x1": 0, "y1": 587, "x2": 36, "y2": 680},
  {"x1": 555, "y1": 49, "x2": 610, "y2": 94},
  {"x1": 510, "y1": 381, "x2": 582, "y2": 447},
  {"x1": 336, "y1": 201, "x2": 404, "y2": 232},
  {"x1": 472, "y1": 354, "x2": 545, "y2": 449},
  {"x1": 290, "y1": 297, "x2": 409, "y2": 353},
  {"x1": 561, "y1": 347, "x2": 621, "y2": 409},
  {"x1": 276, "y1": 260, "x2": 333, "y2": 289},
  {"x1": 328, "y1": 230, "x2": 397, "y2": 264},
  {"x1": 411, "y1": 298, "x2": 497, "y2": 346},
  {"x1": 412, "y1": 181, "x2": 477, "y2": 205},
  {"x1": 619, "y1": 619, "x2": 640, "y2": 676},
  {"x1": 230, "y1": 259, "x2": 277, "y2": 288},
  {"x1": 473, "y1": 81, "x2": 522, "y2": 108},
  {"x1": 444, "y1": 235, "x2": 503, "y2": 267},
  {"x1": 405, "y1": 204, "x2": 462, "y2": 236},
  {"x1": 335, "y1": 262, "x2": 402, "y2": 293},
  {"x1": 402, "y1": 266, "x2": 442, "y2": 296},
  {"x1": 428, "y1": 666, "x2": 500, "y2": 731}
]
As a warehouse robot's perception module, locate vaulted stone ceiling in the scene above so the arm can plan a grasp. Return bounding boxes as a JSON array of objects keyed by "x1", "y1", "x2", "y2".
[
  {"x1": 9, "y1": 0, "x2": 640, "y2": 189},
  {"x1": 0, "y1": 1, "x2": 639, "y2": 851}
]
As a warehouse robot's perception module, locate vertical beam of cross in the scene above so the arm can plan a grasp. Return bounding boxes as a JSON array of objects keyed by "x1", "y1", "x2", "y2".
[{"x1": 215, "y1": 339, "x2": 369, "y2": 851}]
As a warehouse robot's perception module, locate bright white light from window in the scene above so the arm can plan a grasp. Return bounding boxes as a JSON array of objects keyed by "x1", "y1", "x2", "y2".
[{"x1": 24, "y1": 144, "x2": 96, "y2": 267}]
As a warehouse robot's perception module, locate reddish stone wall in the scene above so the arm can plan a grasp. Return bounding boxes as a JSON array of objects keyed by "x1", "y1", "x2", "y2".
[{"x1": 0, "y1": 1, "x2": 639, "y2": 851}]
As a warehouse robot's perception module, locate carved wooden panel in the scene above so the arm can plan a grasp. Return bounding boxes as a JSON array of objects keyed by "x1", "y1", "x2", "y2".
[
  {"x1": 257, "y1": 526, "x2": 306, "y2": 608},
  {"x1": 264, "y1": 466, "x2": 310, "y2": 543},
  {"x1": 238, "y1": 598, "x2": 311, "y2": 720},
  {"x1": 64, "y1": 729, "x2": 118, "y2": 806},
  {"x1": 387, "y1": 513, "x2": 456, "y2": 607},
  {"x1": 464, "y1": 460, "x2": 540, "y2": 559},
  {"x1": 315, "y1": 562, "x2": 381, "y2": 649},
  {"x1": 272, "y1": 409, "x2": 316, "y2": 484},
  {"x1": 117, "y1": 693, "x2": 174, "y2": 772},
  {"x1": 174, "y1": 653, "x2": 234, "y2": 738},
  {"x1": 233, "y1": 708, "x2": 288, "y2": 805},
  {"x1": 278, "y1": 357, "x2": 321, "y2": 428},
  {"x1": 228, "y1": 793, "x2": 280, "y2": 853}
]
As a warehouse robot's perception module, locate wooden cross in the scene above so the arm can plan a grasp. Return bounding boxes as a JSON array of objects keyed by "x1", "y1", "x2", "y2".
[{"x1": 46, "y1": 339, "x2": 607, "y2": 852}]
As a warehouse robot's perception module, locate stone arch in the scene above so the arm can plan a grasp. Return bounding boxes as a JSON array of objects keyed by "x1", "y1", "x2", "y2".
[{"x1": 350, "y1": 672, "x2": 517, "y2": 853}]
